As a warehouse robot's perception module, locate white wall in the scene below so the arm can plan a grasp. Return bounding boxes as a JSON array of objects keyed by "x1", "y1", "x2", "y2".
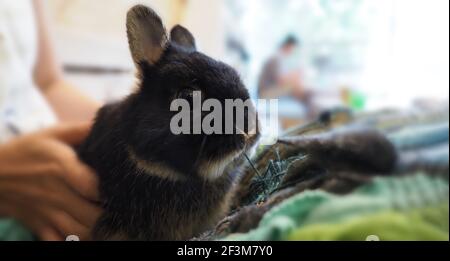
[
  {"x1": 182, "y1": 0, "x2": 226, "y2": 59},
  {"x1": 45, "y1": 0, "x2": 226, "y2": 102},
  {"x1": 361, "y1": 0, "x2": 449, "y2": 109}
]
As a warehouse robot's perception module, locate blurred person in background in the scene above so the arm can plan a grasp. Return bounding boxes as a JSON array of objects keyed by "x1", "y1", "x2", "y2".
[
  {"x1": 0, "y1": 0, "x2": 101, "y2": 240},
  {"x1": 258, "y1": 35, "x2": 314, "y2": 119}
]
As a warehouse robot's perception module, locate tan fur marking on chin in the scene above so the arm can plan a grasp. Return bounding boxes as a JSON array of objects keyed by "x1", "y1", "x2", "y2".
[
  {"x1": 198, "y1": 151, "x2": 242, "y2": 181},
  {"x1": 127, "y1": 147, "x2": 186, "y2": 182}
]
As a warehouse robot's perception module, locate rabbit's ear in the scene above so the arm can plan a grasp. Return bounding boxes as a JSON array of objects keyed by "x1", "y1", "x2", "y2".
[
  {"x1": 170, "y1": 25, "x2": 197, "y2": 51},
  {"x1": 126, "y1": 5, "x2": 168, "y2": 65}
]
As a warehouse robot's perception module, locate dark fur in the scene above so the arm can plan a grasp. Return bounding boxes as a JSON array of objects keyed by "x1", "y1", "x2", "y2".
[{"x1": 78, "y1": 5, "x2": 259, "y2": 240}]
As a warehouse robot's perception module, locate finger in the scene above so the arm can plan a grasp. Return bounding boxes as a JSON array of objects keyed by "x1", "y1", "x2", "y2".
[
  {"x1": 44, "y1": 122, "x2": 92, "y2": 146},
  {"x1": 2, "y1": 176, "x2": 102, "y2": 228},
  {"x1": 0, "y1": 159, "x2": 99, "y2": 203},
  {"x1": 39, "y1": 227, "x2": 64, "y2": 241},
  {"x1": 0, "y1": 195, "x2": 63, "y2": 241},
  {"x1": 63, "y1": 156, "x2": 100, "y2": 201},
  {"x1": 40, "y1": 208, "x2": 91, "y2": 241},
  {"x1": 49, "y1": 141, "x2": 100, "y2": 201},
  {"x1": 46, "y1": 184, "x2": 103, "y2": 228}
]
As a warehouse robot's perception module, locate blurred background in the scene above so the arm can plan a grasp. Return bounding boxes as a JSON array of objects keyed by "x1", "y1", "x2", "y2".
[
  {"x1": 46, "y1": 0, "x2": 449, "y2": 129},
  {"x1": 0, "y1": 0, "x2": 448, "y2": 242}
]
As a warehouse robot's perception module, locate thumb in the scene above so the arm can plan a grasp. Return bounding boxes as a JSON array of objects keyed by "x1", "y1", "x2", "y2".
[{"x1": 44, "y1": 122, "x2": 93, "y2": 146}]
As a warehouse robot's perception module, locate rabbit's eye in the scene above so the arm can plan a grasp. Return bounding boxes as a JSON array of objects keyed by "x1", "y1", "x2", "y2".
[{"x1": 176, "y1": 87, "x2": 201, "y2": 101}]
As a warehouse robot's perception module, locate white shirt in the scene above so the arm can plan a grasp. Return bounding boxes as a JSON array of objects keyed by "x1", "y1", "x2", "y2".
[{"x1": 0, "y1": 0, "x2": 56, "y2": 143}]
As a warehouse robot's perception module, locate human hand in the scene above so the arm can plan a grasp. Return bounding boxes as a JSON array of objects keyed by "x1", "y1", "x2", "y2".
[{"x1": 0, "y1": 123, "x2": 102, "y2": 241}]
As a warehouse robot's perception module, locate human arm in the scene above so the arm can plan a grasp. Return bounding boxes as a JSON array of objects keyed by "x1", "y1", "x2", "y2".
[{"x1": 32, "y1": 0, "x2": 100, "y2": 123}]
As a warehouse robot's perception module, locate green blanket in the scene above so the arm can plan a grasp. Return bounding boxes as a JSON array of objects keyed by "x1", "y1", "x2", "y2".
[
  {"x1": 0, "y1": 219, "x2": 34, "y2": 241},
  {"x1": 288, "y1": 204, "x2": 448, "y2": 241},
  {"x1": 225, "y1": 174, "x2": 449, "y2": 241}
]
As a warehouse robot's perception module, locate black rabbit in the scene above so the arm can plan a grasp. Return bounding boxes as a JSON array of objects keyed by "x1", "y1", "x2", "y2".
[{"x1": 78, "y1": 5, "x2": 260, "y2": 240}]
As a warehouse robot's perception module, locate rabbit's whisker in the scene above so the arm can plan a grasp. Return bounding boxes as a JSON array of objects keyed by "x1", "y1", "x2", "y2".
[
  {"x1": 194, "y1": 136, "x2": 208, "y2": 169},
  {"x1": 243, "y1": 152, "x2": 262, "y2": 178}
]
